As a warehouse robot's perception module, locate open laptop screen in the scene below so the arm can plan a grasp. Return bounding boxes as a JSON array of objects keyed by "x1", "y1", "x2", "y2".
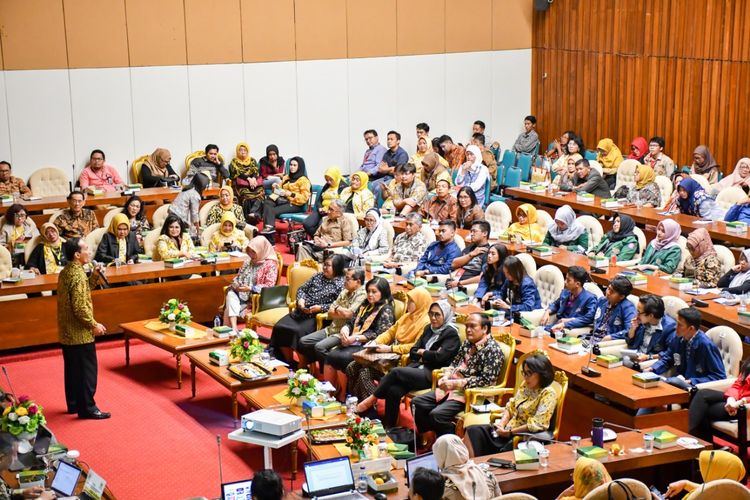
[
  {"x1": 51, "y1": 461, "x2": 81, "y2": 497},
  {"x1": 304, "y1": 456, "x2": 355, "y2": 496},
  {"x1": 406, "y1": 452, "x2": 439, "y2": 485},
  {"x1": 221, "y1": 479, "x2": 252, "y2": 500}
]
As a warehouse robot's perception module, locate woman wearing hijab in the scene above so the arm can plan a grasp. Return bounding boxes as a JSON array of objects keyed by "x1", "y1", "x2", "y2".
[
  {"x1": 627, "y1": 163, "x2": 661, "y2": 207},
  {"x1": 408, "y1": 136, "x2": 431, "y2": 177},
  {"x1": 690, "y1": 145, "x2": 721, "y2": 184},
  {"x1": 455, "y1": 187, "x2": 484, "y2": 230},
  {"x1": 27, "y1": 223, "x2": 66, "y2": 275},
  {"x1": 322, "y1": 277, "x2": 395, "y2": 400},
  {"x1": 506, "y1": 203, "x2": 545, "y2": 243},
  {"x1": 455, "y1": 145, "x2": 490, "y2": 207},
  {"x1": 677, "y1": 177, "x2": 721, "y2": 219},
  {"x1": 258, "y1": 144, "x2": 285, "y2": 190},
  {"x1": 433, "y1": 434, "x2": 501, "y2": 500},
  {"x1": 339, "y1": 171, "x2": 375, "y2": 220},
  {"x1": 465, "y1": 354, "x2": 558, "y2": 456},
  {"x1": 683, "y1": 228, "x2": 723, "y2": 287},
  {"x1": 663, "y1": 171, "x2": 688, "y2": 213},
  {"x1": 557, "y1": 457, "x2": 612, "y2": 500},
  {"x1": 420, "y1": 151, "x2": 451, "y2": 193},
  {"x1": 223, "y1": 236, "x2": 279, "y2": 331},
  {"x1": 354, "y1": 297, "x2": 460, "y2": 427},
  {"x1": 718, "y1": 249, "x2": 750, "y2": 294},
  {"x1": 228, "y1": 142, "x2": 264, "y2": 223},
  {"x1": 543, "y1": 205, "x2": 589, "y2": 252},
  {"x1": 350, "y1": 208, "x2": 389, "y2": 259},
  {"x1": 346, "y1": 288, "x2": 432, "y2": 408},
  {"x1": 476, "y1": 243, "x2": 509, "y2": 303},
  {"x1": 596, "y1": 138, "x2": 624, "y2": 189},
  {"x1": 302, "y1": 165, "x2": 347, "y2": 236},
  {"x1": 665, "y1": 450, "x2": 746, "y2": 499},
  {"x1": 208, "y1": 212, "x2": 249, "y2": 252},
  {"x1": 206, "y1": 186, "x2": 246, "y2": 229},
  {"x1": 95, "y1": 213, "x2": 141, "y2": 264},
  {"x1": 553, "y1": 153, "x2": 582, "y2": 190},
  {"x1": 628, "y1": 136, "x2": 648, "y2": 162},
  {"x1": 690, "y1": 358, "x2": 750, "y2": 443},
  {"x1": 633, "y1": 219, "x2": 682, "y2": 274},
  {"x1": 716, "y1": 157, "x2": 750, "y2": 192},
  {"x1": 590, "y1": 214, "x2": 639, "y2": 261},
  {"x1": 141, "y1": 148, "x2": 179, "y2": 188},
  {"x1": 261, "y1": 156, "x2": 311, "y2": 230}
]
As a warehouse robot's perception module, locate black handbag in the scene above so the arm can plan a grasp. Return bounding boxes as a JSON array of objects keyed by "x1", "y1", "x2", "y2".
[{"x1": 386, "y1": 426, "x2": 416, "y2": 452}]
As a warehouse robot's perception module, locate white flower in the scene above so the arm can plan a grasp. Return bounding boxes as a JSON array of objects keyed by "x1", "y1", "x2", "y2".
[
  {"x1": 167, "y1": 313, "x2": 176, "y2": 321},
  {"x1": 299, "y1": 373, "x2": 313, "y2": 383},
  {"x1": 18, "y1": 416, "x2": 29, "y2": 425},
  {"x1": 292, "y1": 387, "x2": 301, "y2": 396},
  {"x1": 248, "y1": 330, "x2": 258, "y2": 339},
  {"x1": 7, "y1": 413, "x2": 16, "y2": 421}
]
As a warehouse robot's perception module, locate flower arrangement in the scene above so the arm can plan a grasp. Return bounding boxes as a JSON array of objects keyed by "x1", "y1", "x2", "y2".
[
  {"x1": 159, "y1": 298, "x2": 192, "y2": 325},
  {"x1": 229, "y1": 328, "x2": 263, "y2": 362},
  {"x1": 285, "y1": 369, "x2": 320, "y2": 401},
  {"x1": 346, "y1": 415, "x2": 379, "y2": 454},
  {"x1": 1, "y1": 395, "x2": 45, "y2": 437}
]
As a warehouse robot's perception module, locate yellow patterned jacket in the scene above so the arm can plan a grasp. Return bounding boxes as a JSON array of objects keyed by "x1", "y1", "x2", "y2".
[{"x1": 57, "y1": 262, "x2": 97, "y2": 345}]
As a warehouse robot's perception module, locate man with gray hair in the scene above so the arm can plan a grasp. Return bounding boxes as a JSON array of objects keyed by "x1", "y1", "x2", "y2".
[
  {"x1": 382, "y1": 212, "x2": 427, "y2": 274},
  {"x1": 296, "y1": 199, "x2": 354, "y2": 262}
]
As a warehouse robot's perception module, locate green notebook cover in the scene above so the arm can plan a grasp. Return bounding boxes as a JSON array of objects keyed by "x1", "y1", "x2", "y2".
[{"x1": 576, "y1": 446, "x2": 608, "y2": 459}]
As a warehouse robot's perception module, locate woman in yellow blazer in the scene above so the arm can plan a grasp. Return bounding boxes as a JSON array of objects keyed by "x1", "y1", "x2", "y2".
[{"x1": 261, "y1": 156, "x2": 311, "y2": 231}]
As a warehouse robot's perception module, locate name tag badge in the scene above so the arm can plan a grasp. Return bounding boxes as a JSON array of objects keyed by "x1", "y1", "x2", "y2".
[
  {"x1": 674, "y1": 353, "x2": 681, "y2": 366},
  {"x1": 595, "y1": 309, "x2": 602, "y2": 320}
]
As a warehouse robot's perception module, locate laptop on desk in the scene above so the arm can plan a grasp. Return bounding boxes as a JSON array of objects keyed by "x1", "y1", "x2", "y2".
[
  {"x1": 222, "y1": 478, "x2": 252, "y2": 500},
  {"x1": 303, "y1": 456, "x2": 367, "y2": 500},
  {"x1": 406, "y1": 452, "x2": 439, "y2": 486}
]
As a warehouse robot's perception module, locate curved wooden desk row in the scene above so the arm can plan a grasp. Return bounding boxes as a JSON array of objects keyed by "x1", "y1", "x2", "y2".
[
  {"x1": 504, "y1": 187, "x2": 750, "y2": 248},
  {"x1": 0, "y1": 257, "x2": 245, "y2": 350}
]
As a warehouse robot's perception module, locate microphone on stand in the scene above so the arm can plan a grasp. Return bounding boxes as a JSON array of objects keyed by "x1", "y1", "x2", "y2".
[
  {"x1": 216, "y1": 435, "x2": 224, "y2": 493},
  {"x1": 513, "y1": 432, "x2": 573, "y2": 446},
  {"x1": 2, "y1": 366, "x2": 18, "y2": 403},
  {"x1": 580, "y1": 341, "x2": 601, "y2": 377},
  {"x1": 603, "y1": 422, "x2": 642, "y2": 434}
]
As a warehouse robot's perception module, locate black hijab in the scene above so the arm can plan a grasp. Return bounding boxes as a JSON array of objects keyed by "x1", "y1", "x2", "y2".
[{"x1": 288, "y1": 156, "x2": 307, "y2": 181}]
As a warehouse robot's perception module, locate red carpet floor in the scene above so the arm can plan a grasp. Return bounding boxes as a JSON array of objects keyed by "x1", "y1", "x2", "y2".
[{"x1": 0, "y1": 338, "x2": 301, "y2": 500}]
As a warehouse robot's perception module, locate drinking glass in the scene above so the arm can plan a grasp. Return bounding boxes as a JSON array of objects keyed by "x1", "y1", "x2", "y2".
[
  {"x1": 643, "y1": 434, "x2": 654, "y2": 453},
  {"x1": 570, "y1": 435, "x2": 581, "y2": 454},
  {"x1": 538, "y1": 448, "x2": 550, "y2": 467},
  {"x1": 741, "y1": 293, "x2": 749, "y2": 312}
]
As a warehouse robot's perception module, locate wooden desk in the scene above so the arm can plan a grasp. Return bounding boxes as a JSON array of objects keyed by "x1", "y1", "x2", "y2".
[
  {"x1": 120, "y1": 319, "x2": 229, "y2": 388},
  {"x1": 241, "y1": 384, "x2": 349, "y2": 430},
  {"x1": 186, "y1": 347, "x2": 290, "y2": 421},
  {"x1": 2, "y1": 460, "x2": 116, "y2": 499}
]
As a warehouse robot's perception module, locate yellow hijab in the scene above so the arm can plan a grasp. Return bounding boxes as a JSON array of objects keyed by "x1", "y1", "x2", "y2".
[
  {"x1": 560, "y1": 457, "x2": 612, "y2": 500},
  {"x1": 507, "y1": 203, "x2": 544, "y2": 243},
  {"x1": 596, "y1": 138, "x2": 624, "y2": 171},
  {"x1": 219, "y1": 186, "x2": 234, "y2": 210},
  {"x1": 219, "y1": 212, "x2": 238, "y2": 237},
  {"x1": 635, "y1": 163, "x2": 657, "y2": 190},
  {"x1": 108, "y1": 213, "x2": 130, "y2": 239},
  {"x1": 384, "y1": 287, "x2": 432, "y2": 346},
  {"x1": 349, "y1": 171, "x2": 369, "y2": 193},
  {"x1": 233, "y1": 142, "x2": 253, "y2": 167},
  {"x1": 324, "y1": 165, "x2": 343, "y2": 191},
  {"x1": 40, "y1": 223, "x2": 62, "y2": 247}
]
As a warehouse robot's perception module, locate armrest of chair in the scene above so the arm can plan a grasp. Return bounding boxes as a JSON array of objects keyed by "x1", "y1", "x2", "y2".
[
  {"x1": 464, "y1": 387, "x2": 514, "y2": 413},
  {"x1": 618, "y1": 258, "x2": 641, "y2": 267},
  {"x1": 695, "y1": 377, "x2": 737, "y2": 392},
  {"x1": 489, "y1": 409, "x2": 506, "y2": 425},
  {"x1": 520, "y1": 309, "x2": 548, "y2": 328},
  {"x1": 432, "y1": 368, "x2": 446, "y2": 390},
  {"x1": 565, "y1": 327, "x2": 592, "y2": 338},
  {"x1": 596, "y1": 339, "x2": 627, "y2": 356},
  {"x1": 316, "y1": 312, "x2": 329, "y2": 331}
]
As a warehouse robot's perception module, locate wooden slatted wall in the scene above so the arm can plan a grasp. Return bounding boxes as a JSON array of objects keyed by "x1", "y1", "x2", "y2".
[{"x1": 532, "y1": 0, "x2": 750, "y2": 174}]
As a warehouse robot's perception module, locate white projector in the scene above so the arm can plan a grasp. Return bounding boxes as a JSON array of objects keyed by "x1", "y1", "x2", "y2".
[{"x1": 241, "y1": 409, "x2": 302, "y2": 437}]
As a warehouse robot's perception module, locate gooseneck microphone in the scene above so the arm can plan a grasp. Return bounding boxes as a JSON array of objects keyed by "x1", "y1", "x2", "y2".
[{"x1": 603, "y1": 422, "x2": 642, "y2": 433}]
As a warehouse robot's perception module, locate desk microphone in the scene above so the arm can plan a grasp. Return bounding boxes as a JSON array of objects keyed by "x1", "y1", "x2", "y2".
[
  {"x1": 603, "y1": 422, "x2": 641, "y2": 433},
  {"x1": 2, "y1": 366, "x2": 18, "y2": 403},
  {"x1": 580, "y1": 344, "x2": 601, "y2": 378},
  {"x1": 216, "y1": 435, "x2": 224, "y2": 492},
  {"x1": 513, "y1": 432, "x2": 573, "y2": 446}
]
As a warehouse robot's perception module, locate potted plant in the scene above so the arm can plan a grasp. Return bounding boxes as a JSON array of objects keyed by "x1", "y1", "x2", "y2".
[
  {"x1": 159, "y1": 298, "x2": 192, "y2": 331},
  {"x1": 285, "y1": 369, "x2": 320, "y2": 406},
  {"x1": 229, "y1": 329, "x2": 263, "y2": 362},
  {"x1": 346, "y1": 415, "x2": 379, "y2": 460},
  {"x1": 1, "y1": 395, "x2": 46, "y2": 453}
]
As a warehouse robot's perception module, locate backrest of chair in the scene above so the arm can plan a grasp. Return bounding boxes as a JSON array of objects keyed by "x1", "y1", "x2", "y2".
[
  {"x1": 382, "y1": 220, "x2": 395, "y2": 247},
  {"x1": 201, "y1": 223, "x2": 220, "y2": 247},
  {"x1": 582, "y1": 479, "x2": 652, "y2": 500},
  {"x1": 584, "y1": 150, "x2": 598, "y2": 161},
  {"x1": 517, "y1": 154, "x2": 533, "y2": 181},
  {"x1": 343, "y1": 213, "x2": 359, "y2": 240},
  {"x1": 494, "y1": 332, "x2": 516, "y2": 388},
  {"x1": 663, "y1": 295, "x2": 688, "y2": 320},
  {"x1": 583, "y1": 281, "x2": 604, "y2": 298},
  {"x1": 577, "y1": 215, "x2": 603, "y2": 251},
  {"x1": 132, "y1": 155, "x2": 149, "y2": 183},
  {"x1": 534, "y1": 265, "x2": 564, "y2": 308},
  {"x1": 485, "y1": 201, "x2": 512, "y2": 233},
  {"x1": 548, "y1": 370, "x2": 569, "y2": 440},
  {"x1": 614, "y1": 159, "x2": 639, "y2": 191},
  {"x1": 48, "y1": 209, "x2": 64, "y2": 225},
  {"x1": 29, "y1": 167, "x2": 70, "y2": 197},
  {"x1": 287, "y1": 264, "x2": 319, "y2": 303},
  {"x1": 102, "y1": 207, "x2": 124, "y2": 229},
  {"x1": 501, "y1": 150, "x2": 516, "y2": 169},
  {"x1": 515, "y1": 252, "x2": 537, "y2": 280},
  {"x1": 393, "y1": 298, "x2": 406, "y2": 319},
  {"x1": 143, "y1": 229, "x2": 161, "y2": 257},
  {"x1": 420, "y1": 224, "x2": 435, "y2": 244},
  {"x1": 535, "y1": 210, "x2": 553, "y2": 239},
  {"x1": 691, "y1": 174, "x2": 712, "y2": 190},
  {"x1": 494, "y1": 493, "x2": 537, "y2": 500},
  {"x1": 275, "y1": 252, "x2": 284, "y2": 285},
  {"x1": 184, "y1": 150, "x2": 224, "y2": 178},
  {"x1": 0, "y1": 246, "x2": 12, "y2": 279},
  {"x1": 152, "y1": 204, "x2": 171, "y2": 229},
  {"x1": 456, "y1": 322, "x2": 467, "y2": 343},
  {"x1": 633, "y1": 227, "x2": 646, "y2": 259},
  {"x1": 714, "y1": 244, "x2": 736, "y2": 275},
  {"x1": 85, "y1": 227, "x2": 108, "y2": 255},
  {"x1": 588, "y1": 160, "x2": 603, "y2": 176},
  {"x1": 308, "y1": 184, "x2": 324, "y2": 212},
  {"x1": 716, "y1": 186, "x2": 748, "y2": 210},
  {"x1": 24, "y1": 234, "x2": 42, "y2": 263},
  {"x1": 705, "y1": 326, "x2": 742, "y2": 378},
  {"x1": 199, "y1": 200, "x2": 219, "y2": 227},
  {"x1": 453, "y1": 233, "x2": 466, "y2": 251},
  {"x1": 626, "y1": 294, "x2": 639, "y2": 309},
  {"x1": 689, "y1": 479, "x2": 750, "y2": 499},
  {"x1": 655, "y1": 175, "x2": 673, "y2": 208}
]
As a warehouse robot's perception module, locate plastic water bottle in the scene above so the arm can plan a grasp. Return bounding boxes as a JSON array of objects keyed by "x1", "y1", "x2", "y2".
[
  {"x1": 213, "y1": 315, "x2": 221, "y2": 329},
  {"x1": 357, "y1": 465, "x2": 368, "y2": 493}
]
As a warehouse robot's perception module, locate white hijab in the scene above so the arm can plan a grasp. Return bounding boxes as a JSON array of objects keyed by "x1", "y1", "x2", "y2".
[
  {"x1": 360, "y1": 208, "x2": 384, "y2": 252},
  {"x1": 465, "y1": 145, "x2": 483, "y2": 170},
  {"x1": 547, "y1": 205, "x2": 586, "y2": 243},
  {"x1": 729, "y1": 249, "x2": 750, "y2": 289}
]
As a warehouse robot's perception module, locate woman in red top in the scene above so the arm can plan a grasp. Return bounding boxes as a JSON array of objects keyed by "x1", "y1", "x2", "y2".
[{"x1": 689, "y1": 358, "x2": 750, "y2": 441}]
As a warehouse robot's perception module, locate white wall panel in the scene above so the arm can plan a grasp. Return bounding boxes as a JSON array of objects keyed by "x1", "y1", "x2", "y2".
[
  {"x1": 346, "y1": 57, "x2": 398, "y2": 173},
  {"x1": 445, "y1": 52, "x2": 495, "y2": 147},
  {"x1": 69, "y1": 68, "x2": 134, "y2": 182},
  {"x1": 0, "y1": 73, "x2": 11, "y2": 165},
  {"x1": 5, "y1": 70, "x2": 75, "y2": 182},
  {"x1": 243, "y1": 61, "x2": 299, "y2": 164},
  {"x1": 130, "y1": 66, "x2": 192, "y2": 175},
  {"x1": 296, "y1": 60, "x2": 349, "y2": 184},
  {"x1": 395, "y1": 54, "x2": 446, "y2": 154},
  {"x1": 491, "y1": 49, "x2": 532, "y2": 153},
  {"x1": 188, "y1": 64, "x2": 245, "y2": 158}
]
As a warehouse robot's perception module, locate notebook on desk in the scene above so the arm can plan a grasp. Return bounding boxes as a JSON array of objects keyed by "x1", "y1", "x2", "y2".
[{"x1": 303, "y1": 456, "x2": 367, "y2": 500}]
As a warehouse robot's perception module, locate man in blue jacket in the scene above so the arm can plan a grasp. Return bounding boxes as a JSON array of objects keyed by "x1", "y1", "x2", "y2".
[
  {"x1": 645, "y1": 307, "x2": 726, "y2": 389},
  {"x1": 414, "y1": 220, "x2": 461, "y2": 277},
  {"x1": 540, "y1": 266, "x2": 597, "y2": 333},
  {"x1": 624, "y1": 294, "x2": 676, "y2": 368},
  {"x1": 585, "y1": 275, "x2": 637, "y2": 343}
]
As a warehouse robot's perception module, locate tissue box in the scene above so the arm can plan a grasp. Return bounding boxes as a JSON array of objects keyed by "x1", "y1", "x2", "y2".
[
  {"x1": 556, "y1": 336, "x2": 583, "y2": 352},
  {"x1": 519, "y1": 181, "x2": 533, "y2": 191},
  {"x1": 447, "y1": 291, "x2": 470, "y2": 307},
  {"x1": 588, "y1": 256, "x2": 609, "y2": 268},
  {"x1": 739, "y1": 310, "x2": 750, "y2": 326},
  {"x1": 530, "y1": 184, "x2": 546, "y2": 193},
  {"x1": 601, "y1": 198, "x2": 620, "y2": 208},
  {"x1": 513, "y1": 448, "x2": 539, "y2": 470},
  {"x1": 212, "y1": 326, "x2": 233, "y2": 338},
  {"x1": 620, "y1": 271, "x2": 648, "y2": 286},
  {"x1": 576, "y1": 446, "x2": 609, "y2": 461},
  {"x1": 404, "y1": 278, "x2": 427, "y2": 289},
  {"x1": 596, "y1": 354, "x2": 623, "y2": 368},
  {"x1": 668, "y1": 277, "x2": 694, "y2": 290},
  {"x1": 576, "y1": 193, "x2": 595, "y2": 203},
  {"x1": 530, "y1": 245, "x2": 554, "y2": 256},
  {"x1": 726, "y1": 221, "x2": 748, "y2": 234},
  {"x1": 650, "y1": 429, "x2": 678, "y2": 449},
  {"x1": 632, "y1": 371, "x2": 661, "y2": 388},
  {"x1": 209, "y1": 349, "x2": 229, "y2": 366}
]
